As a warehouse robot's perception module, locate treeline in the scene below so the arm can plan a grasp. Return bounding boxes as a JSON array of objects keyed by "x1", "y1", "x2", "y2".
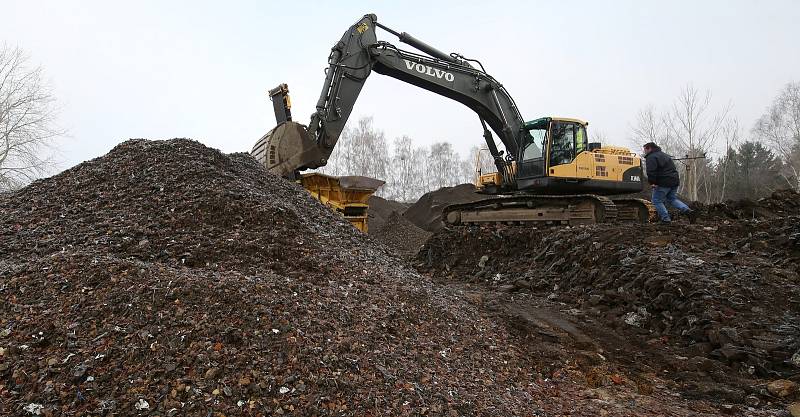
[
  {"x1": 318, "y1": 117, "x2": 492, "y2": 201},
  {"x1": 323, "y1": 82, "x2": 799, "y2": 203},
  {"x1": 632, "y1": 82, "x2": 799, "y2": 203}
]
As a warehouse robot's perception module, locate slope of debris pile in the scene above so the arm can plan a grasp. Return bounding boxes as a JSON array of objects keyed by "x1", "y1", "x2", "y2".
[
  {"x1": 1, "y1": 139, "x2": 363, "y2": 275},
  {"x1": 417, "y1": 213, "x2": 800, "y2": 397},
  {"x1": 701, "y1": 189, "x2": 800, "y2": 220},
  {"x1": 2, "y1": 139, "x2": 783, "y2": 416},
  {"x1": 366, "y1": 195, "x2": 409, "y2": 233},
  {"x1": 372, "y1": 211, "x2": 432, "y2": 258},
  {"x1": 403, "y1": 184, "x2": 483, "y2": 232},
  {"x1": 0, "y1": 139, "x2": 552, "y2": 416}
]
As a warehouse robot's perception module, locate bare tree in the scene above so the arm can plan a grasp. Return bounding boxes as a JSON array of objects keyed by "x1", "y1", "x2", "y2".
[
  {"x1": 320, "y1": 116, "x2": 390, "y2": 195},
  {"x1": 458, "y1": 148, "x2": 480, "y2": 184},
  {"x1": 716, "y1": 117, "x2": 741, "y2": 202},
  {"x1": 662, "y1": 85, "x2": 731, "y2": 201},
  {"x1": 631, "y1": 87, "x2": 731, "y2": 202},
  {"x1": 752, "y1": 81, "x2": 800, "y2": 190},
  {"x1": 591, "y1": 129, "x2": 608, "y2": 145},
  {"x1": 387, "y1": 135, "x2": 420, "y2": 202},
  {"x1": 630, "y1": 105, "x2": 669, "y2": 151},
  {"x1": 0, "y1": 44, "x2": 62, "y2": 190},
  {"x1": 425, "y1": 142, "x2": 460, "y2": 191},
  {"x1": 321, "y1": 117, "x2": 481, "y2": 200}
]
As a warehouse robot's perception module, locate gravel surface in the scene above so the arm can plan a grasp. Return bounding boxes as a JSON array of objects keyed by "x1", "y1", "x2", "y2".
[{"x1": 0, "y1": 139, "x2": 545, "y2": 416}]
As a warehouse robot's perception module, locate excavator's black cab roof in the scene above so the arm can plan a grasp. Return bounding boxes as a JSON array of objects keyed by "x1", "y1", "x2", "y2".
[{"x1": 524, "y1": 117, "x2": 588, "y2": 130}]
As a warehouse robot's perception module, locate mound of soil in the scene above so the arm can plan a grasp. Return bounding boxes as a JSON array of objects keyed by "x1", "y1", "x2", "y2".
[
  {"x1": 0, "y1": 139, "x2": 548, "y2": 416},
  {"x1": 417, "y1": 212, "x2": 800, "y2": 403},
  {"x1": 372, "y1": 211, "x2": 432, "y2": 258},
  {"x1": 701, "y1": 189, "x2": 800, "y2": 220},
  {"x1": 403, "y1": 184, "x2": 484, "y2": 232},
  {"x1": 366, "y1": 195, "x2": 409, "y2": 233}
]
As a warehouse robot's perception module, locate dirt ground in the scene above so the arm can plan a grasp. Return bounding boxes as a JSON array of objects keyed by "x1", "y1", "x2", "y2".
[
  {"x1": 414, "y1": 191, "x2": 800, "y2": 416},
  {"x1": 1, "y1": 139, "x2": 795, "y2": 416}
]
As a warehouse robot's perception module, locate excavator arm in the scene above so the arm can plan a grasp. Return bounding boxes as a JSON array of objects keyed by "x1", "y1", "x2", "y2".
[{"x1": 254, "y1": 14, "x2": 530, "y2": 189}]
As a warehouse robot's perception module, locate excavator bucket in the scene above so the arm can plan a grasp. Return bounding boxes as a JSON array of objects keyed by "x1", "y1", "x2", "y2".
[{"x1": 251, "y1": 121, "x2": 325, "y2": 179}]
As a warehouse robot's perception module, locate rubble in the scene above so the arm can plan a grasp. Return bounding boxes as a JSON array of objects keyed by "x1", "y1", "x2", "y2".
[
  {"x1": 366, "y1": 195, "x2": 409, "y2": 232},
  {"x1": 789, "y1": 402, "x2": 800, "y2": 417},
  {"x1": 768, "y1": 380, "x2": 798, "y2": 398},
  {"x1": 1, "y1": 139, "x2": 550, "y2": 416},
  {"x1": 371, "y1": 211, "x2": 432, "y2": 258},
  {"x1": 402, "y1": 183, "x2": 484, "y2": 232},
  {"x1": 701, "y1": 189, "x2": 800, "y2": 220},
  {"x1": 0, "y1": 138, "x2": 790, "y2": 415},
  {"x1": 416, "y1": 191, "x2": 800, "y2": 406}
]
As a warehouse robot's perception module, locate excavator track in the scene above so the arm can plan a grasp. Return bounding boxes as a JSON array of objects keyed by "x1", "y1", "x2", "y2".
[
  {"x1": 611, "y1": 198, "x2": 656, "y2": 223},
  {"x1": 443, "y1": 194, "x2": 626, "y2": 226}
]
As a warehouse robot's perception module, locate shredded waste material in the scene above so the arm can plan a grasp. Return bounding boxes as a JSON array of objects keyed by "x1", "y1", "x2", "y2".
[
  {"x1": 417, "y1": 190, "x2": 800, "y2": 408},
  {"x1": 402, "y1": 184, "x2": 484, "y2": 232},
  {"x1": 0, "y1": 138, "x2": 792, "y2": 416},
  {"x1": 366, "y1": 195, "x2": 409, "y2": 232},
  {"x1": 0, "y1": 139, "x2": 552, "y2": 416},
  {"x1": 372, "y1": 211, "x2": 432, "y2": 258}
]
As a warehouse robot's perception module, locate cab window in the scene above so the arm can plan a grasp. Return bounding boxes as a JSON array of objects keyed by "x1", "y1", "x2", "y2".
[
  {"x1": 549, "y1": 122, "x2": 576, "y2": 166},
  {"x1": 576, "y1": 125, "x2": 587, "y2": 154},
  {"x1": 522, "y1": 128, "x2": 546, "y2": 160}
]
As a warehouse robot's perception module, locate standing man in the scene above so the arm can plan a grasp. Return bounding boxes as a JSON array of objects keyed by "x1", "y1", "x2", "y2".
[{"x1": 642, "y1": 142, "x2": 697, "y2": 224}]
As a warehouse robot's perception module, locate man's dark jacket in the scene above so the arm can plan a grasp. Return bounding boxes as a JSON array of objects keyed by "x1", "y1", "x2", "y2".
[{"x1": 645, "y1": 146, "x2": 680, "y2": 187}]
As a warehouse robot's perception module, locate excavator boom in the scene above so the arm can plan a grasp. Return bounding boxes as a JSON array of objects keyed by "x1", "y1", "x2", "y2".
[{"x1": 254, "y1": 14, "x2": 527, "y2": 184}]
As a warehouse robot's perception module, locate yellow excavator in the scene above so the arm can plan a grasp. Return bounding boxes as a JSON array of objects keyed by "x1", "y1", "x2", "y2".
[{"x1": 252, "y1": 14, "x2": 652, "y2": 226}]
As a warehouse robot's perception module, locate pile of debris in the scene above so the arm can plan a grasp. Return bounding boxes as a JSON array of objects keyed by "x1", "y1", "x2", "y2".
[
  {"x1": 403, "y1": 184, "x2": 484, "y2": 232},
  {"x1": 365, "y1": 195, "x2": 409, "y2": 233},
  {"x1": 371, "y1": 212, "x2": 431, "y2": 258},
  {"x1": 0, "y1": 139, "x2": 544, "y2": 416},
  {"x1": 2, "y1": 138, "x2": 791, "y2": 415},
  {"x1": 417, "y1": 206, "x2": 800, "y2": 401},
  {"x1": 701, "y1": 189, "x2": 800, "y2": 220}
]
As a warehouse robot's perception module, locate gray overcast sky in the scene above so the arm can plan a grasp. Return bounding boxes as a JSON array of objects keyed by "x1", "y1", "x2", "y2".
[{"x1": 4, "y1": 0, "x2": 799, "y2": 171}]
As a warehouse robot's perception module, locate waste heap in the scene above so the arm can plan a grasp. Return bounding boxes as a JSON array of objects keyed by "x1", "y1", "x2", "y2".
[
  {"x1": 403, "y1": 184, "x2": 484, "y2": 232},
  {"x1": 1, "y1": 138, "x2": 779, "y2": 416},
  {"x1": 371, "y1": 211, "x2": 431, "y2": 258},
  {"x1": 0, "y1": 139, "x2": 543, "y2": 416},
  {"x1": 418, "y1": 191, "x2": 800, "y2": 394},
  {"x1": 365, "y1": 195, "x2": 409, "y2": 232}
]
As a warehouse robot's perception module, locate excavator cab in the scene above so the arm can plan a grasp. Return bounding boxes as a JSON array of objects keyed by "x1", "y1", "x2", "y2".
[
  {"x1": 517, "y1": 117, "x2": 589, "y2": 182},
  {"x1": 515, "y1": 117, "x2": 643, "y2": 194},
  {"x1": 476, "y1": 117, "x2": 644, "y2": 196}
]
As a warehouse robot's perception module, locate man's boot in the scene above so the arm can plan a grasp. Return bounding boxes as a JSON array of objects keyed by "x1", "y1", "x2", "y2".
[{"x1": 686, "y1": 209, "x2": 698, "y2": 224}]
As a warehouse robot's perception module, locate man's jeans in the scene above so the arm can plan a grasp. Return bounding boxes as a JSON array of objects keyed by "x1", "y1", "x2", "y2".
[{"x1": 652, "y1": 185, "x2": 690, "y2": 222}]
